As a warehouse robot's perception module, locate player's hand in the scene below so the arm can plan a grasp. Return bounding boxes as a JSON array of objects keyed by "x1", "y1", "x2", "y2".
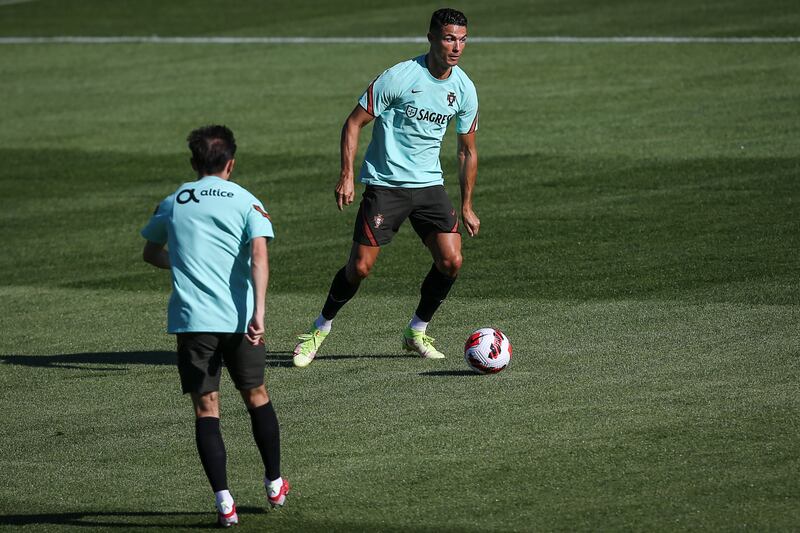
[
  {"x1": 335, "y1": 173, "x2": 355, "y2": 211},
  {"x1": 462, "y1": 207, "x2": 480, "y2": 237},
  {"x1": 246, "y1": 314, "x2": 265, "y2": 346}
]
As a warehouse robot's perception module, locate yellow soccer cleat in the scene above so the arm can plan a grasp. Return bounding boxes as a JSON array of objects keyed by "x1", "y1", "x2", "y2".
[
  {"x1": 402, "y1": 327, "x2": 445, "y2": 359},
  {"x1": 292, "y1": 328, "x2": 328, "y2": 368}
]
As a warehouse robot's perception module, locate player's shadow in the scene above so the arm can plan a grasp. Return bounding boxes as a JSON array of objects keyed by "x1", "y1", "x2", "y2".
[
  {"x1": 0, "y1": 506, "x2": 265, "y2": 528},
  {"x1": 1, "y1": 351, "x2": 420, "y2": 371},
  {"x1": 0, "y1": 351, "x2": 174, "y2": 370},
  {"x1": 419, "y1": 369, "x2": 480, "y2": 377},
  {"x1": 264, "y1": 351, "x2": 295, "y2": 367},
  {"x1": 265, "y1": 352, "x2": 418, "y2": 367}
]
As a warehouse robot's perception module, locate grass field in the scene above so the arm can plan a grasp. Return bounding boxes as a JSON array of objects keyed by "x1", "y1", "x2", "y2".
[{"x1": 1, "y1": 1, "x2": 799, "y2": 531}]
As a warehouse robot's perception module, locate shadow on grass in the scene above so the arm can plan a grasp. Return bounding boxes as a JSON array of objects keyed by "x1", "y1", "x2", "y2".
[
  {"x1": 1, "y1": 351, "x2": 416, "y2": 370},
  {"x1": 0, "y1": 351, "x2": 175, "y2": 370},
  {"x1": 265, "y1": 351, "x2": 294, "y2": 367},
  {"x1": 316, "y1": 354, "x2": 419, "y2": 361},
  {"x1": 264, "y1": 352, "x2": 419, "y2": 367},
  {"x1": 420, "y1": 369, "x2": 480, "y2": 377},
  {"x1": 3, "y1": 351, "x2": 294, "y2": 370},
  {"x1": 0, "y1": 505, "x2": 266, "y2": 528}
]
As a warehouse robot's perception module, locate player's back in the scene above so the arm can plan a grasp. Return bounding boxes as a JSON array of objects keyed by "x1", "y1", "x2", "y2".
[{"x1": 162, "y1": 176, "x2": 270, "y2": 333}]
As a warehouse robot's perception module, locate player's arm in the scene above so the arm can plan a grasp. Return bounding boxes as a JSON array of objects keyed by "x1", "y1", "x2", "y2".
[
  {"x1": 246, "y1": 236, "x2": 268, "y2": 346},
  {"x1": 457, "y1": 132, "x2": 480, "y2": 237},
  {"x1": 336, "y1": 105, "x2": 374, "y2": 210},
  {"x1": 142, "y1": 241, "x2": 170, "y2": 269}
]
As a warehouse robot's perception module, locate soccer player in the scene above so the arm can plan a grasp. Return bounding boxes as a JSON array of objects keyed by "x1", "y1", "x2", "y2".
[
  {"x1": 293, "y1": 8, "x2": 479, "y2": 367},
  {"x1": 141, "y1": 125, "x2": 289, "y2": 527}
]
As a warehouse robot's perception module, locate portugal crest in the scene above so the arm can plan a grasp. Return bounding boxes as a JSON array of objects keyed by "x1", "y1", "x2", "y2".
[
  {"x1": 373, "y1": 214, "x2": 384, "y2": 228},
  {"x1": 447, "y1": 91, "x2": 456, "y2": 106}
]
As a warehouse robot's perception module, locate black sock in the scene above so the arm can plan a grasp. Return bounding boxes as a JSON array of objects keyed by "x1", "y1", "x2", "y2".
[
  {"x1": 248, "y1": 402, "x2": 281, "y2": 482},
  {"x1": 195, "y1": 417, "x2": 227, "y2": 492},
  {"x1": 321, "y1": 266, "x2": 360, "y2": 320},
  {"x1": 415, "y1": 264, "x2": 457, "y2": 322}
]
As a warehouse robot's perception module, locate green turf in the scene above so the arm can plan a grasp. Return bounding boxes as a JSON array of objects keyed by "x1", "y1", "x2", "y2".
[
  {"x1": 0, "y1": 0, "x2": 799, "y2": 37},
  {"x1": 1, "y1": 1, "x2": 799, "y2": 531}
]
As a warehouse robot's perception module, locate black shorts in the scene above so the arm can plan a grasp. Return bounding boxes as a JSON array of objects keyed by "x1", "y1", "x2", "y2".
[
  {"x1": 353, "y1": 185, "x2": 460, "y2": 246},
  {"x1": 176, "y1": 333, "x2": 265, "y2": 395}
]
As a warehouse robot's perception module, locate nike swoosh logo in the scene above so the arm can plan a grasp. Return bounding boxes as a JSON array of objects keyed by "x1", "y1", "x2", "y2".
[{"x1": 411, "y1": 89, "x2": 422, "y2": 93}]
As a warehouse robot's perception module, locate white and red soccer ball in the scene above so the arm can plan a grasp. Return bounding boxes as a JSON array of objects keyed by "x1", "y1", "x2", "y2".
[{"x1": 464, "y1": 327, "x2": 512, "y2": 374}]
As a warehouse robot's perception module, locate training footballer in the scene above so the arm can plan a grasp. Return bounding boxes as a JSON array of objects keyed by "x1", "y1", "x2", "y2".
[
  {"x1": 141, "y1": 125, "x2": 289, "y2": 527},
  {"x1": 293, "y1": 8, "x2": 479, "y2": 366}
]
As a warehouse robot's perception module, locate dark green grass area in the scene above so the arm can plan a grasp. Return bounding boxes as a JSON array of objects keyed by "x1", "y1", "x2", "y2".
[
  {"x1": 0, "y1": 0, "x2": 799, "y2": 37},
  {"x1": 1, "y1": 4, "x2": 799, "y2": 531},
  {"x1": 2, "y1": 148, "x2": 798, "y2": 305}
]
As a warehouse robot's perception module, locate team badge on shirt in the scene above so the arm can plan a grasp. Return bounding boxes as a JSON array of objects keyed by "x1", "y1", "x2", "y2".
[{"x1": 447, "y1": 92, "x2": 456, "y2": 106}]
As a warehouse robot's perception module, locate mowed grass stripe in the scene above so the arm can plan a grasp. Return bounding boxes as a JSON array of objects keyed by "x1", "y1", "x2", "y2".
[{"x1": 0, "y1": 0, "x2": 798, "y2": 38}]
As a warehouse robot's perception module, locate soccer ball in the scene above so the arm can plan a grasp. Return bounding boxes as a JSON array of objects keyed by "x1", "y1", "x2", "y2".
[{"x1": 464, "y1": 327, "x2": 512, "y2": 374}]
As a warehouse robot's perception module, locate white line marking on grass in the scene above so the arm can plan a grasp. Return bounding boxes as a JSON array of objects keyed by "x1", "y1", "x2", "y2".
[
  {"x1": 478, "y1": 36, "x2": 800, "y2": 43},
  {"x1": 0, "y1": 0, "x2": 38, "y2": 5},
  {"x1": 0, "y1": 35, "x2": 798, "y2": 45}
]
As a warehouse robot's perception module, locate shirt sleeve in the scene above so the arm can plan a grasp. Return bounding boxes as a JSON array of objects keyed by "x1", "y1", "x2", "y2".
[
  {"x1": 140, "y1": 196, "x2": 171, "y2": 244},
  {"x1": 358, "y1": 68, "x2": 401, "y2": 117},
  {"x1": 246, "y1": 199, "x2": 275, "y2": 242},
  {"x1": 456, "y1": 81, "x2": 479, "y2": 135}
]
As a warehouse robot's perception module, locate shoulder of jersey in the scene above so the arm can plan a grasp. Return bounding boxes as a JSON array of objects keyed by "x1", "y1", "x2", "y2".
[
  {"x1": 382, "y1": 56, "x2": 423, "y2": 80},
  {"x1": 241, "y1": 186, "x2": 267, "y2": 210},
  {"x1": 452, "y1": 65, "x2": 476, "y2": 90}
]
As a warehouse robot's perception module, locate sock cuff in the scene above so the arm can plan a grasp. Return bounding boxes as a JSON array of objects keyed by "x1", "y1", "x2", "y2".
[
  {"x1": 248, "y1": 401, "x2": 275, "y2": 416},
  {"x1": 314, "y1": 314, "x2": 333, "y2": 332},
  {"x1": 409, "y1": 314, "x2": 429, "y2": 332}
]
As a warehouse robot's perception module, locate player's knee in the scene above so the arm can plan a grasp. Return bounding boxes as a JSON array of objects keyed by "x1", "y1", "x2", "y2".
[
  {"x1": 194, "y1": 391, "x2": 220, "y2": 417},
  {"x1": 351, "y1": 259, "x2": 374, "y2": 280},
  {"x1": 438, "y1": 254, "x2": 462, "y2": 277},
  {"x1": 241, "y1": 385, "x2": 269, "y2": 409}
]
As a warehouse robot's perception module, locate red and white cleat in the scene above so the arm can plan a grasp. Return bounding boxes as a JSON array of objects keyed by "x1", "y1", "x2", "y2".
[
  {"x1": 217, "y1": 502, "x2": 238, "y2": 528},
  {"x1": 267, "y1": 478, "x2": 291, "y2": 508}
]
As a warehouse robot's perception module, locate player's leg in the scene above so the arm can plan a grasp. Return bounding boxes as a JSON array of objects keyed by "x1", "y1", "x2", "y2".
[
  {"x1": 293, "y1": 242, "x2": 380, "y2": 367},
  {"x1": 326, "y1": 241, "x2": 381, "y2": 321},
  {"x1": 293, "y1": 186, "x2": 409, "y2": 367},
  {"x1": 419, "y1": 231, "x2": 462, "y2": 321},
  {"x1": 405, "y1": 187, "x2": 462, "y2": 358},
  {"x1": 178, "y1": 333, "x2": 237, "y2": 526},
  {"x1": 226, "y1": 334, "x2": 291, "y2": 508}
]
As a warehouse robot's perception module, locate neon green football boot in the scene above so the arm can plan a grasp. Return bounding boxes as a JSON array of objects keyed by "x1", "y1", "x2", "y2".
[
  {"x1": 292, "y1": 328, "x2": 329, "y2": 368},
  {"x1": 402, "y1": 327, "x2": 445, "y2": 359}
]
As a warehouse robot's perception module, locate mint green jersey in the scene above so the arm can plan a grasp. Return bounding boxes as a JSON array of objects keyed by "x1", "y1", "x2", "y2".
[
  {"x1": 358, "y1": 54, "x2": 478, "y2": 188},
  {"x1": 141, "y1": 175, "x2": 274, "y2": 334}
]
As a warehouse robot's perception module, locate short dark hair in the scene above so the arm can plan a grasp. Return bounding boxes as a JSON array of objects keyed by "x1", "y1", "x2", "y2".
[
  {"x1": 429, "y1": 8, "x2": 468, "y2": 35},
  {"x1": 187, "y1": 125, "x2": 237, "y2": 175}
]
